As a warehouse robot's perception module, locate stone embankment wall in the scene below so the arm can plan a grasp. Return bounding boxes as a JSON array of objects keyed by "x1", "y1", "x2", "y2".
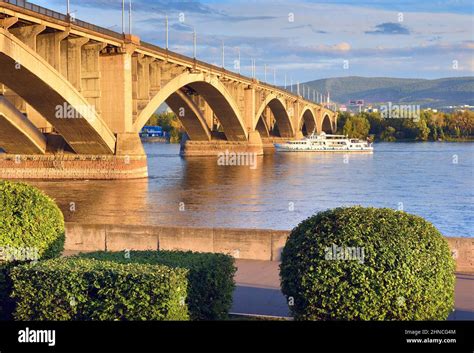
[{"x1": 65, "y1": 223, "x2": 473, "y2": 273}]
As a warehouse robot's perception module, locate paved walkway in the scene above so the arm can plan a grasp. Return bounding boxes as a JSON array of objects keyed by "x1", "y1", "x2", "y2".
[{"x1": 231, "y1": 259, "x2": 474, "y2": 320}]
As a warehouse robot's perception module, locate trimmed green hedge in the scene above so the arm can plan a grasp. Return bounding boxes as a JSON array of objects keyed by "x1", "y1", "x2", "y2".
[
  {"x1": 78, "y1": 250, "x2": 236, "y2": 320},
  {"x1": 0, "y1": 180, "x2": 65, "y2": 319},
  {"x1": 0, "y1": 262, "x2": 17, "y2": 320},
  {"x1": 280, "y1": 207, "x2": 456, "y2": 320},
  {"x1": 10, "y1": 258, "x2": 189, "y2": 321},
  {"x1": 0, "y1": 180, "x2": 65, "y2": 259}
]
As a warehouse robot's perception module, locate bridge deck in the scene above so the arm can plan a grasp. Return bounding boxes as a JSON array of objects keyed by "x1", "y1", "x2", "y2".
[{"x1": 0, "y1": 0, "x2": 333, "y2": 112}]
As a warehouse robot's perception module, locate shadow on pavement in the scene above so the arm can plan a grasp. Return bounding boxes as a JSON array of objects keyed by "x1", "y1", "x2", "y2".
[{"x1": 231, "y1": 285, "x2": 289, "y2": 317}]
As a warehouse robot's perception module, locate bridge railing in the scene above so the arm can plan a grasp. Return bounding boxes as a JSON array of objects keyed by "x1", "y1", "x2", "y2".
[
  {"x1": 2, "y1": 0, "x2": 66, "y2": 20},
  {"x1": 1, "y1": 0, "x2": 123, "y2": 40}
]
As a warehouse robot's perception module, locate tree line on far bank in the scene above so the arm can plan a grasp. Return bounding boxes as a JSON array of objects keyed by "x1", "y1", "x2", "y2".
[
  {"x1": 146, "y1": 112, "x2": 183, "y2": 143},
  {"x1": 337, "y1": 110, "x2": 474, "y2": 142},
  {"x1": 146, "y1": 110, "x2": 474, "y2": 143}
]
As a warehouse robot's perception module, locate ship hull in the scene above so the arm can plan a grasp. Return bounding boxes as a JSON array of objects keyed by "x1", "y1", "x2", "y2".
[{"x1": 274, "y1": 144, "x2": 373, "y2": 153}]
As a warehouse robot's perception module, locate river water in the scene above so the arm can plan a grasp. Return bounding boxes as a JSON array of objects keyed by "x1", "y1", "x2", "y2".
[{"x1": 30, "y1": 142, "x2": 474, "y2": 237}]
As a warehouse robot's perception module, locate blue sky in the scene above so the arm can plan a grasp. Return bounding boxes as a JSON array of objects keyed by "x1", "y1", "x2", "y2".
[{"x1": 33, "y1": 0, "x2": 473, "y2": 83}]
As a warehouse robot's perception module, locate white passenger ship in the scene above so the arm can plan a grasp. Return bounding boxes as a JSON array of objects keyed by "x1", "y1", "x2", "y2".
[{"x1": 274, "y1": 132, "x2": 374, "y2": 152}]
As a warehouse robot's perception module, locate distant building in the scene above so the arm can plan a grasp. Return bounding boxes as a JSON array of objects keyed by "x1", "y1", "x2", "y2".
[
  {"x1": 425, "y1": 108, "x2": 438, "y2": 113},
  {"x1": 366, "y1": 106, "x2": 378, "y2": 113},
  {"x1": 139, "y1": 126, "x2": 164, "y2": 138}
]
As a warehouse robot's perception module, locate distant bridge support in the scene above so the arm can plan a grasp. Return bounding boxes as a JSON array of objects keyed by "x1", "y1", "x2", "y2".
[{"x1": 180, "y1": 131, "x2": 264, "y2": 157}]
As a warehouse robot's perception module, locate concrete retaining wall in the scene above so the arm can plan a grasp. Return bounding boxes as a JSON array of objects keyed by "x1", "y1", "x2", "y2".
[{"x1": 65, "y1": 223, "x2": 474, "y2": 273}]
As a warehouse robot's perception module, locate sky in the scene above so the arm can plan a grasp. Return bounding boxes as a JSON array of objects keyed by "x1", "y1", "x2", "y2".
[{"x1": 32, "y1": 0, "x2": 474, "y2": 84}]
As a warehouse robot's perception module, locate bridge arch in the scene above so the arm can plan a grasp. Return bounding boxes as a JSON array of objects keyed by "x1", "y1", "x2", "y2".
[
  {"x1": 320, "y1": 113, "x2": 333, "y2": 134},
  {"x1": 165, "y1": 90, "x2": 211, "y2": 141},
  {"x1": 255, "y1": 116, "x2": 270, "y2": 138},
  {"x1": 0, "y1": 28, "x2": 116, "y2": 154},
  {"x1": 298, "y1": 106, "x2": 317, "y2": 135},
  {"x1": 254, "y1": 94, "x2": 294, "y2": 138},
  {"x1": 133, "y1": 72, "x2": 247, "y2": 141},
  {"x1": 0, "y1": 96, "x2": 47, "y2": 154}
]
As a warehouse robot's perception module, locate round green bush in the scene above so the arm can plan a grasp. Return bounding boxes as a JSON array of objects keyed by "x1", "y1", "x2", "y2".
[
  {"x1": 0, "y1": 180, "x2": 65, "y2": 319},
  {"x1": 0, "y1": 180, "x2": 65, "y2": 260},
  {"x1": 280, "y1": 207, "x2": 455, "y2": 320}
]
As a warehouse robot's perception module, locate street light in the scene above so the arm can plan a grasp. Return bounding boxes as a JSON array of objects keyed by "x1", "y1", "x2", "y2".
[
  {"x1": 129, "y1": 0, "x2": 132, "y2": 34},
  {"x1": 121, "y1": 0, "x2": 124, "y2": 33},
  {"x1": 193, "y1": 28, "x2": 197, "y2": 59},
  {"x1": 222, "y1": 41, "x2": 225, "y2": 68},
  {"x1": 237, "y1": 48, "x2": 241, "y2": 74},
  {"x1": 165, "y1": 15, "x2": 169, "y2": 49}
]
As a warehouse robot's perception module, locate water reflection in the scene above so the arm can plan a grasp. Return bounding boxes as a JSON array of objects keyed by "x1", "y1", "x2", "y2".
[
  {"x1": 27, "y1": 142, "x2": 474, "y2": 237},
  {"x1": 29, "y1": 178, "x2": 149, "y2": 225}
]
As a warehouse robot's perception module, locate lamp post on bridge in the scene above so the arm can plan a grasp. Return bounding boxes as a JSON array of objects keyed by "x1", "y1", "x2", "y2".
[
  {"x1": 165, "y1": 15, "x2": 169, "y2": 50},
  {"x1": 66, "y1": 0, "x2": 76, "y2": 22},
  {"x1": 193, "y1": 28, "x2": 197, "y2": 59},
  {"x1": 121, "y1": 0, "x2": 124, "y2": 33},
  {"x1": 128, "y1": 0, "x2": 132, "y2": 34},
  {"x1": 221, "y1": 41, "x2": 225, "y2": 69},
  {"x1": 237, "y1": 48, "x2": 241, "y2": 74}
]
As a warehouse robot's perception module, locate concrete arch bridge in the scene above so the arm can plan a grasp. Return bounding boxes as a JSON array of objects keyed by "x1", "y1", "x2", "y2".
[{"x1": 0, "y1": 0, "x2": 337, "y2": 179}]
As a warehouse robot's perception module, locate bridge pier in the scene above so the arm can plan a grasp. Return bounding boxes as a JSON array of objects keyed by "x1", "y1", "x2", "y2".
[
  {"x1": 0, "y1": 153, "x2": 147, "y2": 180},
  {"x1": 180, "y1": 131, "x2": 264, "y2": 157},
  {"x1": 0, "y1": 132, "x2": 148, "y2": 180}
]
